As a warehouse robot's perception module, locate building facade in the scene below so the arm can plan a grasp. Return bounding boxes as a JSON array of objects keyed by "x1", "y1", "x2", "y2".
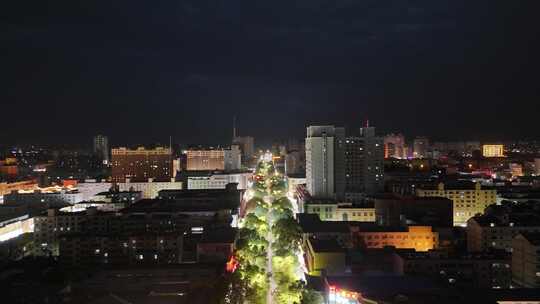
[
  {"x1": 373, "y1": 195, "x2": 453, "y2": 228},
  {"x1": 345, "y1": 126, "x2": 384, "y2": 195},
  {"x1": 305, "y1": 201, "x2": 375, "y2": 222},
  {"x1": 186, "y1": 147, "x2": 241, "y2": 171},
  {"x1": 467, "y1": 216, "x2": 540, "y2": 253},
  {"x1": 111, "y1": 147, "x2": 172, "y2": 183},
  {"x1": 483, "y1": 144, "x2": 505, "y2": 158},
  {"x1": 224, "y1": 145, "x2": 242, "y2": 171},
  {"x1": 353, "y1": 225, "x2": 438, "y2": 252},
  {"x1": 384, "y1": 133, "x2": 406, "y2": 159},
  {"x1": 305, "y1": 126, "x2": 345, "y2": 199},
  {"x1": 512, "y1": 233, "x2": 540, "y2": 288},
  {"x1": 4, "y1": 188, "x2": 83, "y2": 207},
  {"x1": 394, "y1": 251, "x2": 511, "y2": 288},
  {"x1": 76, "y1": 179, "x2": 182, "y2": 201},
  {"x1": 93, "y1": 135, "x2": 109, "y2": 164},
  {"x1": 416, "y1": 182, "x2": 497, "y2": 226},
  {"x1": 187, "y1": 172, "x2": 251, "y2": 190}
]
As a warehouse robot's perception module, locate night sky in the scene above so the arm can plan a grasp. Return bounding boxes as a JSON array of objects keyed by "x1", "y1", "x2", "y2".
[{"x1": 2, "y1": 0, "x2": 540, "y2": 146}]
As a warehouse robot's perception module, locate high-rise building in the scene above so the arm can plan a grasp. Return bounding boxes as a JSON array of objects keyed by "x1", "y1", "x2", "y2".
[
  {"x1": 111, "y1": 147, "x2": 172, "y2": 183},
  {"x1": 306, "y1": 124, "x2": 384, "y2": 199},
  {"x1": 384, "y1": 133, "x2": 406, "y2": 159},
  {"x1": 305, "y1": 126, "x2": 345, "y2": 199},
  {"x1": 413, "y1": 136, "x2": 429, "y2": 158},
  {"x1": 345, "y1": 126, "x2": 384, "y2": 195},
  {"x1": 93, "y1": 135, "x2": 109, "y2": 164}
]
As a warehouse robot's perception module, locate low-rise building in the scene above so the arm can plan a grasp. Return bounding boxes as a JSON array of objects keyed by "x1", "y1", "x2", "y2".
[
  {"x1": 196, "y1": 228, "x2": 236, "y2": 262},
  {"x1": 394, "y1": 250, "x2": 511, "y2": 288},
  {"x1": 0, "y1": 214, "x2": 34, "y2": 242},
  {"x1": 91, "y1": 190, "x2": 143, "y2": 204},
  {"x1": 467, "y1": 201, "x2": 540, "y2": 252},
  {"x1": 352, "y1": 225, "x2": 438, "y2": 252},
  {"x1": 76, "y1": 179, "x2": 183, "y2": 201},
  {"x1": 305, "y1": 237, "x2": 347, "y2": 276},
  {"x1": 33, "y1": 208, "x2": 97, "y2": 255},
  {"x1": 297, "y1": 214, "x2": 352, "y2": 247},
  {"x1": 185, "y1": 146, "x2": 241, "y2": 171},
  {"x1": 305, "y1": 200, "x2": 375, "y2": 222},
  {"x1": 3, "y1": 187, "x2": 83, "y2": 210},
  {"x1": 373, "y1": 194, "x2": 453, "y2": 228},
  {"x1": 0, "y1": 180, "x2": 37, "y2": 197},
  {"x1": 187, "y1": 172, "x2": 251, "y2": 190},
  {"x1": 416, "y1": 181, "x2": 497, "y2": 226},
  {"x1": 59, "y1": 232, "x2": 183, "y2": 266},
  {"x1": 512, "y1": 232, "x2": 540, "y2": 288}
]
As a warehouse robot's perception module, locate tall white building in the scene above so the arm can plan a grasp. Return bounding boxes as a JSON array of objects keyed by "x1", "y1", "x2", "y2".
[
  {"x1": 93, "y1": 135, "x2": 109, "y2": 164},
  {"x1": 305, "y1": 126, "x2": 345, "y2": 199},
  {"x1": 224, "y1": 145, "x2": 242, "y2": 171}
]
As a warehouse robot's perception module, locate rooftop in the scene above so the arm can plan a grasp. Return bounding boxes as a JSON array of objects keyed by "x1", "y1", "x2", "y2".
[
  {"x1": 199, "y1": 228, "x2": 237, "y2": 244},
  {"x1": 308, "y1": 238, "x2": 346, "y2": 253},
  {"x1": 520, "y1": 232, "x2": 540, "y2": 246},
  {"x1": 122, "y1": 199, "x2": 230, "y2": 213}
]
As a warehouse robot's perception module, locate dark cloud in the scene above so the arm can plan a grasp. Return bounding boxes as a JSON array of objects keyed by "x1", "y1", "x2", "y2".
[{"x1": 1, "y1": 0, "x2": 539, "y2": 146}]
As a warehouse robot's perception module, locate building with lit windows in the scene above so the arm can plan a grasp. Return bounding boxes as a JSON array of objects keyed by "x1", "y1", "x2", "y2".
[
  {"x1": 111, "y1": 147, "x2": 172, "y2": 182},
  {"x1": 345, "y1": 126, "x2": 384, "y2": 195},
  {"x1": 483, "y1": 144, "x2": 504, "y2": 157},
  {"x1": 416, "y1": 182, "x2": 497, "y2": 226},
  {"x1": 512, "y1": 232, "x2": 540, "y2": 288},
  {"x1": 34, "y1": 208, "x2": 90, "y2": 255},
  {"x1": 394, "y1": 250, "x2": 511, "y2": 288},
  {"x1": 76, "y1": 179, "x2": 182, "y2": 200},
  {"x1": 305, "y1": 200, "x2": 375, "y2": 222},
  {"x1": 93, "y1": 135, "x2": 109, "y2": 164},
  {"x1": 186, "y1": 146, "x2": 241, "y2": 171},
  {"x1": 384, "y1": 133, "x2": 406, "y2": 159},
  {"x1": 187, "y1": 172, "x2": 251, "y2": 190},
  {"x1": 467, "y1": 202, "x2": 540, "y2": 252},
  {"x1": 353, "y1": 225, "x2": 438, "y2": 252},
  {"x1": 4, "y1": 187, "x2": 83, "y2": 208},
  {"x1": 59, "y1": 232, "x2": 183, "y2": 266},
  {"x1": 0, "y1": 180, "x2": 37, "y2": 204}
]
